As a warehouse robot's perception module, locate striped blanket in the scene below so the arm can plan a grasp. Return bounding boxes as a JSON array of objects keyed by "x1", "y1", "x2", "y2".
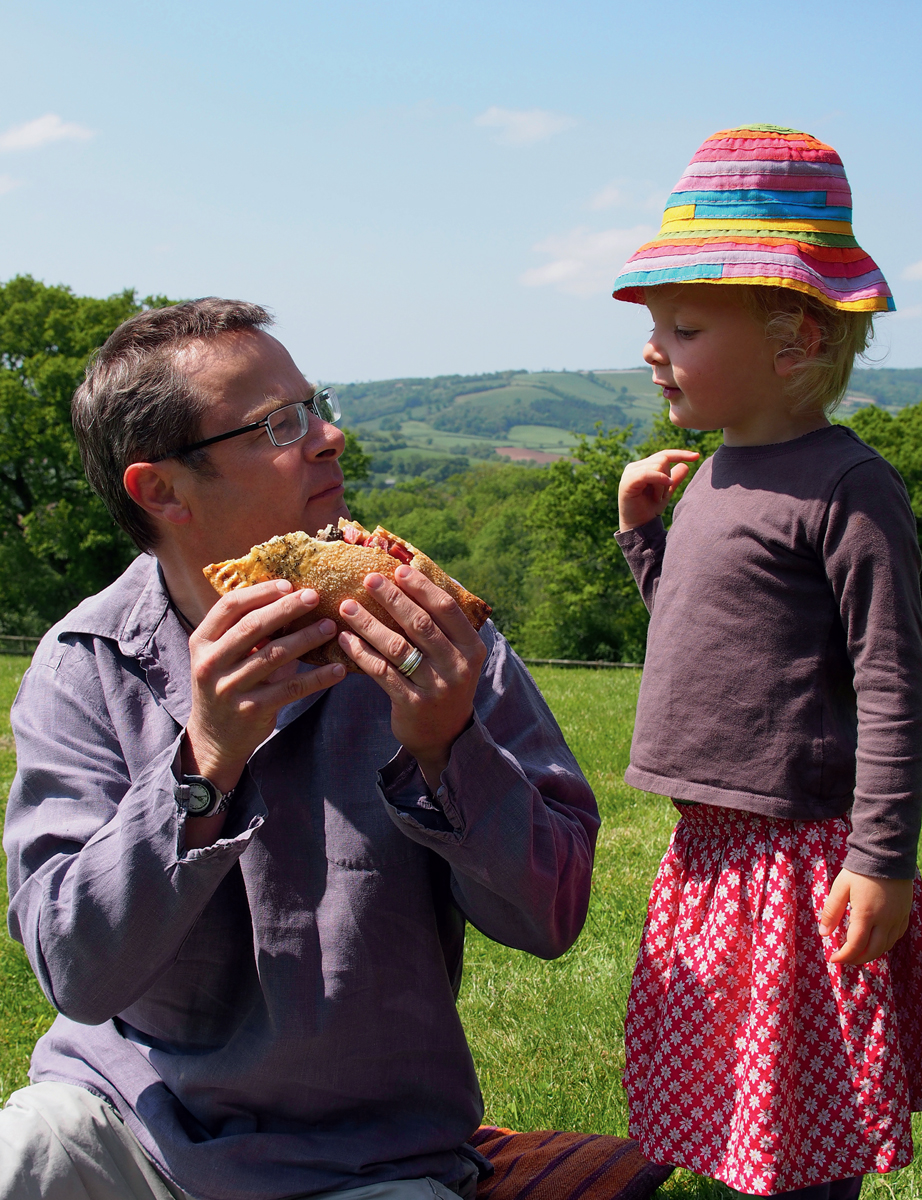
[{"x1": 471, "y1": 1126, "x2": 672, "y2": 1200}]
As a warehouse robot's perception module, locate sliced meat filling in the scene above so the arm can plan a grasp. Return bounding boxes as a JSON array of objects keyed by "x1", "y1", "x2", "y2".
[{"x1": 339, "y1": 524, "x2": 414, "y2": 564}]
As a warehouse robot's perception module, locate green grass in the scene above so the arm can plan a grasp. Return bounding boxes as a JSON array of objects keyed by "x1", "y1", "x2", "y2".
[
  {"x1": 0, "y1": 658, "x2": 919, "y2": 1197},
  {"x1": 0, "y1": 657, "x2": 56, "y2": 1103}
]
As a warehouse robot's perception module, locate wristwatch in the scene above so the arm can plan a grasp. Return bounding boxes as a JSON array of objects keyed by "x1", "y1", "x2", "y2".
[{"x1": 176, "y1": 774, "x2": 235, "y2": 819}]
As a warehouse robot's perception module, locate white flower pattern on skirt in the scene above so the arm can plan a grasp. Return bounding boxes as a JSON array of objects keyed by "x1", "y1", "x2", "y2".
[{"x1": 623, "y1": 804, "x2": 922, "y2": 1196}]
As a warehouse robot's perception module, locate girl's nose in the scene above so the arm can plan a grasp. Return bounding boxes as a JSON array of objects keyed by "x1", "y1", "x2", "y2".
[{"x1": 643, "y1": 336, "x2": 668, "y2": 367}]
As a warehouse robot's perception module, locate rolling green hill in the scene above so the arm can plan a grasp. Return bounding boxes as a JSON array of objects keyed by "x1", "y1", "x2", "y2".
[
  {"x1": 336, "y1": 368, "x2": 664, "y2": 483},
  {"x1": 334, "y1": 366, "x2": 922, "y2": 485}
]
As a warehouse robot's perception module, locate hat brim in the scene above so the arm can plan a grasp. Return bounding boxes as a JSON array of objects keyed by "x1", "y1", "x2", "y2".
[{"x1": 613, "y1": 274, "x2": 895, "y2": 312}]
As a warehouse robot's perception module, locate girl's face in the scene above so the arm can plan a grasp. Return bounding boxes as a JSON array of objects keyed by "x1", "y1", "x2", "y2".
[{"x1": 642, "y1": 284, "x2": 826, "y2": 446}]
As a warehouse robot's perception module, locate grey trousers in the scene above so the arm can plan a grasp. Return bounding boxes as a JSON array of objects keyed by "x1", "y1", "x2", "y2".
[{"x1": 0, "y1": 1083, "x2": 472, "y2": 1200}]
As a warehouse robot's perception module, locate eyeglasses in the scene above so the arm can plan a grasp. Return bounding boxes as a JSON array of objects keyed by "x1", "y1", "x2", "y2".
[{"x1": 153, "y1": 387, "x2": 342, "y2": 461}]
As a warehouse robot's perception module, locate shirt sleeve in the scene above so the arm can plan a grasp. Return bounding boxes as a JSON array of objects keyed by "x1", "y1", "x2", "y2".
[
  {"x1": 376, "y1": 625, "x2": 600, "y2": 959},
  {"x1": 615, "y1": 517, "x2": 667, "y2": 613},
  {"x1": 822, "y1": 457, "x2": 922, "y2": 878},
  {"x1": 4, "y1": 644, "x2": 267, "y2": 1025}
]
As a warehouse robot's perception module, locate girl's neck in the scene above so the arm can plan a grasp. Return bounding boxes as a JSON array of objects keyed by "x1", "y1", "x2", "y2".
[{"x1": 722, "y1": 409, "x2": 830, "y2": 448}]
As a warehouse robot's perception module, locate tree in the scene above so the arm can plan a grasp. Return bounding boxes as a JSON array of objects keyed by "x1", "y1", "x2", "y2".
[
  {"x1": 0, "y1": 276, "x2": 164, "y2": 634},
  {"x1": 339, "y1": 427, "x2": 372, "y2": 523},
  {"x1": 846, "y1": 403, "x2": 922, "y2": 541},
  {"x1": 514, "y1": 426, "x2": 648, "y2": 662}
]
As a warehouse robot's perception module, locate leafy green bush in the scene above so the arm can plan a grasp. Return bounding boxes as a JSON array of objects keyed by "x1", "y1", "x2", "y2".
[
  {"x1": 0, "y1": 276, "x2": 159, "y2": 634},
  {"x1": 846, "y1": 403, "x2": 922, "y2": 539}
]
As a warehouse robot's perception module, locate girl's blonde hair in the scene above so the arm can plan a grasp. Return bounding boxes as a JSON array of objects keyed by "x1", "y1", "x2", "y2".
[{"x1": 739, "y1": 286, "x2": 875, "y2": 416}]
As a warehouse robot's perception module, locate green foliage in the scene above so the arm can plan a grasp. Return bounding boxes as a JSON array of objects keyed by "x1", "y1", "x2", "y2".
[
  {"x1": 847, "y1": 404, "x2": 922, "y2": 538},
  {"x1": 0, "y1": 276, "x2": 169, "y2": 634},
  {"x1": 360, "y1": 465, "x2": 552, "y2": 638},
  {"x1": 432, "y1": 393, "x2": 627, "y2": 438},
  {"x1": 338, "y1": 427, "x2": 372, "y2": 522},
  {"x1": 336, "y1": 368, "x2": 665, "y2": 461},
  {"x1": 513, "y1": 427, "x2": 647, "y2": 662}
]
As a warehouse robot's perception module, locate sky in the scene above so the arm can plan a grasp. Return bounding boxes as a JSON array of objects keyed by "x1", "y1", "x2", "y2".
[{"x1": 2, "y1": 0, "x2": 921, "y2": 383}]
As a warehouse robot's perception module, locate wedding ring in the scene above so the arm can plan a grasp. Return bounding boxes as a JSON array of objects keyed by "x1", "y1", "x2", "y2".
[{"x1": 396, "y1": 647, "x2": 424, "y2": 677}]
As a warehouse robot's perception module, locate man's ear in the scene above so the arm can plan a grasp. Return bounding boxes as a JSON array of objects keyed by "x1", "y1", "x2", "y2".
[
  {"x1": 123, "y1": 462, "x2": 192, "y2": 527},
  {"x1": 774, "y1": 311, "x2": 822, "y2": 378}
]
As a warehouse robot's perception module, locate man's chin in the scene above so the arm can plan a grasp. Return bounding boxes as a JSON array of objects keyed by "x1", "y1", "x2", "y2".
[{"x1": 304, "y1": 495, "x2": 351, "y2": 536}]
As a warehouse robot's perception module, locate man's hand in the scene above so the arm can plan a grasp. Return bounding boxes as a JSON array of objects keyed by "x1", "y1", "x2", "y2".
[
  {"x1": 337, "y1": 567, "x2": 487, "y2": 792},
  {"x1": 182, "y1": 579, "x2": 345, "y2": 798},
  {"x1": 619, "y1": 449, "x2": 700, "y2": 532},
  {"x1": 818, "y1": 868, "x2": 914, "y2": 965}
]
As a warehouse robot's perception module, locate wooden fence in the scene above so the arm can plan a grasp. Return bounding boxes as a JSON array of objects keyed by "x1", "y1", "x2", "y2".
[
  {"x1": 0, "y1": 635, "x2": 41, "y2": 657},
  {"x1": 0, "y1": 637, "x2": 642, "y2": 670},
  {"x1": 520, "y1": 657, "x2": 642, "y2": 669}
]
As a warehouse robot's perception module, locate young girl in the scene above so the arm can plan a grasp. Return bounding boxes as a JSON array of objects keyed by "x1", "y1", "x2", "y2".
[{"x1": 610, "y1": 126, "x2": 922, "y2": 1199}]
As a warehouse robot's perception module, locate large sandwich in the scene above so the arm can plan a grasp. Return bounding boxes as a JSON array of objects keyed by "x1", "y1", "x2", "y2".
[{"x1": 203, "y1": 518, "x2": 492, "y2": 672}]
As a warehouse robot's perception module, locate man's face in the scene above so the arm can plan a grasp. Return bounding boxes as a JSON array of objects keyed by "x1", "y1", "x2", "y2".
[{"x1": 175, "y1": 329, "x2": 349, "y2": 562}]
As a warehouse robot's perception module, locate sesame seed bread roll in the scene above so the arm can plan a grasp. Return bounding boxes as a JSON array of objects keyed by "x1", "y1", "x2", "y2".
[{"x1": 203, "y1": 519, "x2": 491, "y2": 673}]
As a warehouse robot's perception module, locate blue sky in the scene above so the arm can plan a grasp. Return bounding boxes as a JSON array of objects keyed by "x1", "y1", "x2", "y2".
[{"x1": 2, "y1": 0, "x2": 921, "y2": 382}]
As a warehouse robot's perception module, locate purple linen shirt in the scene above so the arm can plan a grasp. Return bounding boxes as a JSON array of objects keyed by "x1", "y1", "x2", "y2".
[{"x1": 4, "y1": 553, "x2": 598, "y2": 1200}]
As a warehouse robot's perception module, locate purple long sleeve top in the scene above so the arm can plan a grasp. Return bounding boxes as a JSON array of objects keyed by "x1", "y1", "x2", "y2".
[
  {"x1": 4, "y1": 553, "x2": 598, "y2": 1200},
  {"x1": 616, "y1": 425, "x2": 922, "y2": 879}
]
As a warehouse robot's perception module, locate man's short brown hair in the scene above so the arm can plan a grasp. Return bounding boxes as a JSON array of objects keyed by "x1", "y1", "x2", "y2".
[{"x1": 72, "y1": 298, "x2": 272, "y2": 551}]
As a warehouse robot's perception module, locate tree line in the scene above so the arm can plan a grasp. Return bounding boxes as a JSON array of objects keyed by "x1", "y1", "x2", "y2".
[{"x1": 3, "y1": 275, "x2": 922, "y2": 660}]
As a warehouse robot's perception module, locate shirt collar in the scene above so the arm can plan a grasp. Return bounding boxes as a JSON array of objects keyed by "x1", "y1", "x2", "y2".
[
  {"x1": 53, "y1": 552, "x2": 193, "y2": 726},
  {"x1": 52, "y1": 553, "x2": 331, "y2": 732}
]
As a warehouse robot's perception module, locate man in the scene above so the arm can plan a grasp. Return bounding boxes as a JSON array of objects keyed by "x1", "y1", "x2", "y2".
[{"x1": 2, "y1": 299, "x2": 599, "y2": 1200}]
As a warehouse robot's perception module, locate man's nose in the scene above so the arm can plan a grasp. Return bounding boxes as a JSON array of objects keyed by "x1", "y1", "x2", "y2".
[{"x1": 304, "y1": 414, "x2": 346, "y2": 460}]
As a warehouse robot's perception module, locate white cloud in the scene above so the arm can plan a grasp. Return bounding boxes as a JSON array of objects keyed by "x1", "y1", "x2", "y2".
[
  {"x1": 901, "y1": 260, "x2": 922, "y2": 282},
  {"x1": 587, "y1": 179, "x2": 669, "y2": 214},
  {"x1": 0, "y1": 174, "x2": 21, "y2": 195},
  {"x1": 475, "y1": 106, "x2": 576, "y2": 146},
  {"x1": 520, "y1": 224, "x2": 656, "y2": 297},
  {"x1": 891, "y1": 303, "x2": 922, "y2": 320},
  {"x1": 0, "y1": 114, "x2": 94, "y2": 152},
  {"x1": 588, "y1": 183, "x2": 624, "y2": 211}
]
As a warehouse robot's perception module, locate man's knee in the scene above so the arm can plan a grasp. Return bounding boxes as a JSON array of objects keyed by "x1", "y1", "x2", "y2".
[{"x1": 0, "y1": 1083, "x2": 181, "y2": 1200}]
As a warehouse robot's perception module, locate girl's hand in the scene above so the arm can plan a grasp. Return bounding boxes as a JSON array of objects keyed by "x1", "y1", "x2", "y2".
[
  {"x1": 618, "y1": 450, "x2": 700, "y2": 532},
  {"x1": 819, "y1": 868, "x2": 914, "y2": 965}
]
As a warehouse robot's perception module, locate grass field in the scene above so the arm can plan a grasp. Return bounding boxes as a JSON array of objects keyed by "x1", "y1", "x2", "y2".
[{"x1": 0, "y1": 656, "x2": 919, "y2": 1198}]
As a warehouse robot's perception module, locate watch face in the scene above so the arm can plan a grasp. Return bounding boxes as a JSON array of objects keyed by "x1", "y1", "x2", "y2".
[{"x1": 186, "y1": 781, "x2": 214, "y2": 815}]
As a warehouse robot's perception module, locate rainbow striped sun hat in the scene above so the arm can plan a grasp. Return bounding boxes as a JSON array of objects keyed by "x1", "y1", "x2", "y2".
[{"x1": 611, "y1": 125, "x2": 894, "y2": 312}]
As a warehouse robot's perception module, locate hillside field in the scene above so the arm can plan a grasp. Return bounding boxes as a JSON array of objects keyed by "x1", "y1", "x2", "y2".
[{"x1": 336, "y1": 367, "x2": 922, "y2": 485}]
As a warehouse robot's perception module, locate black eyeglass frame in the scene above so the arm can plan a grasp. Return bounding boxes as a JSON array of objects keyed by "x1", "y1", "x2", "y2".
[{"x1": 151, "y1": 386, "x2": 341, "y2": 462}]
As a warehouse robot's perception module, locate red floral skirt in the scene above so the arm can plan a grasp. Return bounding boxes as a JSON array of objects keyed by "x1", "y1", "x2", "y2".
[{"x1": 623, "y1": 804, "x2": 922, "y2": 1195}]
